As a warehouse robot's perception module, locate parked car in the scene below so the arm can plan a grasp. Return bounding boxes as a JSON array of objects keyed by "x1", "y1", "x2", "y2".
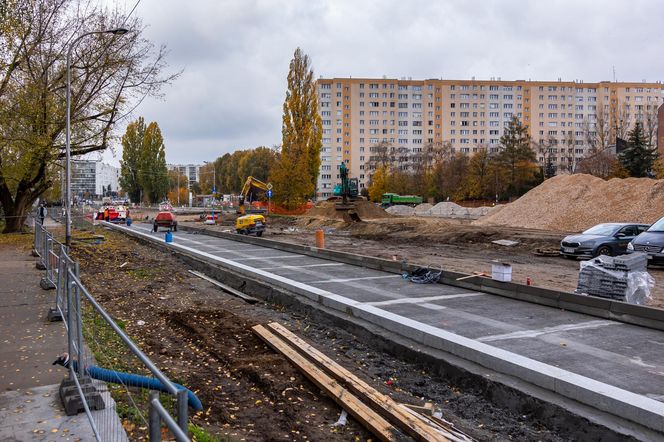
[
  {"x1": 627, "y1": 216, "x2": 664, "y2": 263},
  {"x1": 560, "y1": 223, "x2": 649, "y2": 259}
]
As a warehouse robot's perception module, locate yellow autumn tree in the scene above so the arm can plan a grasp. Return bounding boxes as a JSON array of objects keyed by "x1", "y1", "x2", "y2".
[
  {"x1": 368, "y1": 165, "x2": 389, "y2": 202},
  {"x1": 270, "y1": 48, "x2": 322, "y2": 209}
]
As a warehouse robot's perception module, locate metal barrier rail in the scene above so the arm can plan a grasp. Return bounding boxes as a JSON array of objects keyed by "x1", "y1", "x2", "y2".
[{"x1": 33, "y1": 216, "x2": 191, "y2": 441}]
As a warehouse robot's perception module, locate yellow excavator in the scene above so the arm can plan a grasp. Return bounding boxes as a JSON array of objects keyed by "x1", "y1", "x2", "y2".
[{"x1": 235, "y1": 176, "x2": 270, "y2": 236}]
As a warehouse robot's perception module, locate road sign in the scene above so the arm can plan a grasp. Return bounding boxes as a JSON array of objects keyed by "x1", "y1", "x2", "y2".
[
  {"x1": 267, "y1": 183, "x2": 273, "y2": 190},
  {"x1": 212, "y1": 186, "x2": 216, "y2": 194},
  {"x1": 266, "y1": 189, "x2": 273, "y2": 198}
]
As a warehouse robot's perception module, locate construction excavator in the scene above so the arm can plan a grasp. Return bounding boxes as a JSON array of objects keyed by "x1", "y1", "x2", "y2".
[
  {"x1": 237, "y1": 176, "x2": 270, "y2": 216},
  {"x1": 236, "y1": 176, "x2": 270, "y2": 236},
  {"x1": 332, "y1": 163, "x2": 362, "y2": 222}
]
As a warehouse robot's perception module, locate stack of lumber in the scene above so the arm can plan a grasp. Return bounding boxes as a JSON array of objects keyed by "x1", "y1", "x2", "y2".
[{"x1": 253, "y1": 322, "x2": 474, "y2": 442}]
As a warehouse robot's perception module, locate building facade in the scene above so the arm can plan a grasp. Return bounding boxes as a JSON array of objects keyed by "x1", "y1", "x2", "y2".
[
  {"x1": 315, "y1": 78, "x2": 664, "y2": 199},
  {"x1": 167, "y1": 163, "x2": 200, "y2": 187},
  {"x1": 70, "y1": 161, "x2": 119, "y2": 199}
]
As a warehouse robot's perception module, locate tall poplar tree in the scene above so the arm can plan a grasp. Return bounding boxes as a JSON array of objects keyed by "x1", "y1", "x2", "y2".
[
  {"x1": 119, "y1": 118, "x2": 146, "y2": 203},
  {"x1": 139, "y1": 122, "x2": 169, "y2": 203},
  {"x1": 270, "y1": 48, "x2": 322, "y2": 208}
]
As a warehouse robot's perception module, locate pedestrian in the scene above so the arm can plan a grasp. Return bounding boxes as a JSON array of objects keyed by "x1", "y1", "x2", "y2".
[{"x1": 38, "y1": 204, "x2": 47, "y2": 225}]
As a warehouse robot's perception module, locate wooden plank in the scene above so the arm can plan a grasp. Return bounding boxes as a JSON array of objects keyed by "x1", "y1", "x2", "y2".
[
  {"x1": 252, "y1": 324, "x2": 402, "y2": 442},
  {"x1": 400, "y1": 405, "x2": 474, "y2": 442},
  {"x1": 188, "y1": 270, "x2": 259, "y2": 303},
  {"x1": 266, "y1": 322, "x2": 450, "y2": 442}
]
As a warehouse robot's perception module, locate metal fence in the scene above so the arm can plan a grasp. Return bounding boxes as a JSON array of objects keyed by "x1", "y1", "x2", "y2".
[{"x1": 33, "y1": 218, "x2": 191, "y2": 442}]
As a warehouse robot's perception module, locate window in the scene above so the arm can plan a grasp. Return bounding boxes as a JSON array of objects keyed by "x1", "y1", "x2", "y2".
[{"x1": 320, "y1": 83, "x2": 331, "y2": 89}]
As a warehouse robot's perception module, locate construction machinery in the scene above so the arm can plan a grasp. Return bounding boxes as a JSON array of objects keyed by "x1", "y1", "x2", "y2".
[
  {"x1": 332, "y1": 163, "x2": 361, "y2": 222},
  {"x1": 238, "y1": 176, "x2": 271, "y2": 216},
  {"x1": 236, "y1": 214, "x2": 266, "y2": 236}
]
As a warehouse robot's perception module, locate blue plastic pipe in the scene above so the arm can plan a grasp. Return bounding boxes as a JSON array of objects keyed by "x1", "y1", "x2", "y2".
[{"x1": 71, "y1": 361, "x2": 203, "y2": 411}]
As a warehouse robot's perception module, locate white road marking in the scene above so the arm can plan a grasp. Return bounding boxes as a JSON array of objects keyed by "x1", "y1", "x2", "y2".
[
  {"x1": 366, "y1": 292, "x2": 484, "y2": 306},
  {"x1": 257, "y1": 263, "x2": 345, "y2": 270},
  {"x1": 309, "y1": 275, "x2": 401, "y2": 284},
  {"x1": 477, "y1": 320, "x2": 617, "y2": 342},
  {"x1": 233, "y1": 255, "x2": 302, "y2": 261}
]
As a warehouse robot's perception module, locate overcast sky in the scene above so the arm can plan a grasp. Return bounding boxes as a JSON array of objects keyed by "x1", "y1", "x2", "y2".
[{"x1": 101, "y1": 0, "x2": 664, "y2": 166}]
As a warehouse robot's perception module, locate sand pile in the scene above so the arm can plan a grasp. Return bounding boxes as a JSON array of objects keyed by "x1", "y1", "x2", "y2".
[
  {"x1": 474, "y1": 174, "x2": 664, "y2": 231},
  {"x1": 306, "y1": 200, "x2": 391, "y2": 220}
]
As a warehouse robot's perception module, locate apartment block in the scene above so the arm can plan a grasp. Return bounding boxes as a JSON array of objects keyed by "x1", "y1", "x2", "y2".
[
  {"x1": 315, "y1": 78, "x2": 664, "y2": 199},
  {"x1": 167, "y1": 163, "x2": 201, "y2": 187}
]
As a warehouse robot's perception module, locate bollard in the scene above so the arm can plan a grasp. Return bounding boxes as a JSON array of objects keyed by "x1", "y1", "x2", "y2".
[
  {"x1": 165, "y1": 231, "x2": 173, "y2": 243},
  {"x1": 315, "y1": 229, "x2": 325, "y2": 249},
  {"x1": 126, "y1": 218, "x2": 132, "y2": 227}
]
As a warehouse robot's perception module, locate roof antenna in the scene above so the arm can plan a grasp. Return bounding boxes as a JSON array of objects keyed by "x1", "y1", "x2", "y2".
[{"x1": 612, "y1": 65, "x2": 616, "y2": 82}]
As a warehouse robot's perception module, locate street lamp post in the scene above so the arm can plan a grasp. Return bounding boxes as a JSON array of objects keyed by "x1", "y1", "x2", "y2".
[
  {"x1": 203, "y1": 161, "x2": 216, "y2": 222},
  {"x1": 65, "y1": 28, "x2": 129, "y2": 248}
]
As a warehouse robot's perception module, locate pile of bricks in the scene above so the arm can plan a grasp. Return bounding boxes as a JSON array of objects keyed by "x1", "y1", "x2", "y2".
[{"x1": 576, "y1": 252, "x2": 649, "y2": 301}]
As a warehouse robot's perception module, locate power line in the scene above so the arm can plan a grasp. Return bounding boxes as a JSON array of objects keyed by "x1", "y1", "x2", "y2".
[{"x1": 122, "y1": 0, "x2": 142, "y2": 26}]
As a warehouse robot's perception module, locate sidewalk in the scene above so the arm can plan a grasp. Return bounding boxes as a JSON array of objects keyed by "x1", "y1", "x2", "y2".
[{"x1": 0, "y1": 240, "x2": 95, "y2": 440}]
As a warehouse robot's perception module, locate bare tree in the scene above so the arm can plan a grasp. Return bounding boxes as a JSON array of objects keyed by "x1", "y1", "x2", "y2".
[
  {"x1": 611, "y1": 101, "x2": 631, "y2": 140},
  {"x1": 0, "y1": 0, "x2": 178, "y2": 232},
  {"x1": 643, "y1": 104, "x2": 659, "y2": 149},
  {"x1": 583, "y1": 104, "x2": 611, "y2": 151}
]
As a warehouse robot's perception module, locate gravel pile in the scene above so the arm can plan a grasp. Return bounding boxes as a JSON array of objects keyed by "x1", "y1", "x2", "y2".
[
  {"x1": 385, "y1": 205, "x2": 415, "y2": 216},
  {"x1": 474, "y1": 174, "x2": 664, "y2": 231}
]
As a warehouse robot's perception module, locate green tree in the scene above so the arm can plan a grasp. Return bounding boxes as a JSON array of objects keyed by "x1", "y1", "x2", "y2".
[
  {"x1": 619, "y1": 122, "x2": 658, "y2": 177},
  {"x1": 138, "y1": 122, "x2": 169, "y2": 203},
  {"x1": 0, "y1": 0, "x2": 176, "y2": 232},
  {"x1": 496, "y1": 116, "x2": 538, "y2": 196},
  {"x1": 119, "y1": 118, "x2": 146, "y2": 203},
  {"x1": 271, "y1": 48, "x2": 322, "y2": 208}
]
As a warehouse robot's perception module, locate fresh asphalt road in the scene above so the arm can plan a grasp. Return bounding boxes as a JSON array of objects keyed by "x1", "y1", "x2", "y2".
[{"x1": 128, "y1": 223, "x2": 664, "y2": 404}]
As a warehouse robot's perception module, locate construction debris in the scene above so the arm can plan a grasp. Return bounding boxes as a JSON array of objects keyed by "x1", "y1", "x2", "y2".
[
  {"x1": 253, "y1": 322, "x2": 474, "y2": 442},
  {"x1": 491, "y1": 239, "x2": 520, "y2": 247}
]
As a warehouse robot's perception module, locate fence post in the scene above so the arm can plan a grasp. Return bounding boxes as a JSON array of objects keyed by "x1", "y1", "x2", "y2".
[
  {"x1": 149, "y1": 391, "x2": 162, "y2": 442},
  {"x1": 177, "y1": 389, "x2": 188, "y2": 437}
]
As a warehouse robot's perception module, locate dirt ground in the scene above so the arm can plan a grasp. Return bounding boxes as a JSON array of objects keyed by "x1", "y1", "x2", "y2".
[
  {"x1": 183, "y1": 212, "x2": 664, "y2": 310},
  {"x1": 69, "y1": 228, "x2": 570, "y2": 441}
]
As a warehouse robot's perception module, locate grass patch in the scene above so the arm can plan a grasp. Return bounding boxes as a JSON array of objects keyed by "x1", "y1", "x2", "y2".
[
  {"x1": 127, "y1": 267, "x2": 157, "y2": 279},
  {"x1": 0, "y1": 230, "x2": 34, "y2": 249},
  {"x1": 190, "y1": 424, "x2": 226, "y2": 442}
]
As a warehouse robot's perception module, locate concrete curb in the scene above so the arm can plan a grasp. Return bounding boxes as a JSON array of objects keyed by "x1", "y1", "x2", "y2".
[
  {"x1": 178, "y1": 224, "x2": 664, "y2": 331},
  {"x1": 106, "y1": 222, "x2": 664, "y2": 435}
]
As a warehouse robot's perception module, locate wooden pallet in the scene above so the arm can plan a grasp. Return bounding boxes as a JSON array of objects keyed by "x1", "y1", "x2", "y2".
[{"x1": 252, "y1": 322, "x2": 475, "y2": 442}]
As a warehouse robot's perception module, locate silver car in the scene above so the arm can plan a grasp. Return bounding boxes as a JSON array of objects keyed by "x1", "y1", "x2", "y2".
[{"x1": 560, "y1": 223, "x2": 649, "y2": 259}]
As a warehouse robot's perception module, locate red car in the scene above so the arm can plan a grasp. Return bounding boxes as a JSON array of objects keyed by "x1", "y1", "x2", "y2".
[{"x1": 153, "y1": 211, "x2": 177, "y2": 232}]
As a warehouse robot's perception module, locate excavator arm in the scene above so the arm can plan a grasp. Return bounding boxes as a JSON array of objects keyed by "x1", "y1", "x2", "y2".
[{"x1": 238, "y1": 176, "x2": 270, "y2": 215}]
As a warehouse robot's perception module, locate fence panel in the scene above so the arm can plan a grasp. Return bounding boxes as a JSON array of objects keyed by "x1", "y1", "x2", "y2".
[{"x1": 34, "y1": 214, "x2": 191, "y2": 441}]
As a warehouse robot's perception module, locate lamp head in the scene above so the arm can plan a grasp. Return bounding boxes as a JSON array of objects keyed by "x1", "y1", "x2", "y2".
[{"x1": 108, "y1": 28, "x2": 129, "y2": 35}]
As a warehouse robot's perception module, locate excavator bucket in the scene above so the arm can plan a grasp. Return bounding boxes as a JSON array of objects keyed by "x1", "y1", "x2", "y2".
[{"x1": 335, "y1": 202, "x2": 362, "y2": 222}]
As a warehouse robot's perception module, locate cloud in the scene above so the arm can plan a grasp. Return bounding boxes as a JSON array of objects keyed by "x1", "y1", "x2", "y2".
[{"x1": 103, "y1": 0, "x2": 664, "y2": 166}]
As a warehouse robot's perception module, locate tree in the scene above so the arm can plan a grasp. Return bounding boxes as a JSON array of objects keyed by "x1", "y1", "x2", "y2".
[
  {"x1": 167, "y1": 169, "x2": 188, "y2": 205},
  {"x1": 119, "y1": 117, "x2": 146, "y2": 203},
  {"x1": 271, "y1": 48, "x2": 322, "y2": 208},
  {"x1": 138, "y1": 122, "x2": 169, "y2": 203},
  {"x1": 461, "y1": 149, "x2": 493, "y2": 199},
  {"x1": 368, "y1": 165, "x2": 389, "y2": 202},
  {"x1": 119, "y1": 118, "x2": 168, "y2": 203},
  {"x1": 496, "y1": 116, "x2": 538, "y2": 196},
  {"x1": 0, "y1": 0, "x2": 176, "y2": 232},
  {"x1": 619, "y1": 122, "x2": 658, "y2": 177}
]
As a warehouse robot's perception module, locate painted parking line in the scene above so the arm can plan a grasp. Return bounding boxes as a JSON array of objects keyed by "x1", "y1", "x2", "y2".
[
  {"x1": 257, "y1": 263, "x2": 346, "y2": 270},
  {"x1": 366, "y1": 292, "x2": 484, "y2": 306},
  {"x1": 309, "y1": 275, "x2": 401, "y2": 284},
  {"x1": 477, "y1": 320, "x2": 618, "y2": 342}
]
